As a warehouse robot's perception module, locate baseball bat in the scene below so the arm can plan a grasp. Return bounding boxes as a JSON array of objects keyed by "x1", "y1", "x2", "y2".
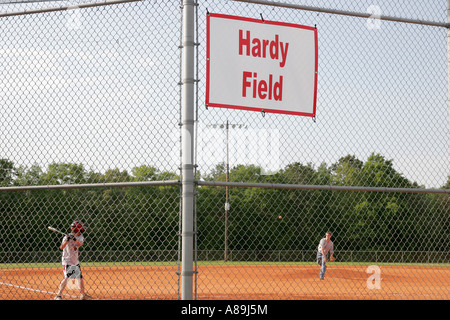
[{"x1": 48, "y1": 226, "x2": 67, "y2": 236}]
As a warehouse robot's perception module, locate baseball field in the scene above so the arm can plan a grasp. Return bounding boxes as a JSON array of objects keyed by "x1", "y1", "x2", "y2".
[{"x1": 1, "y1": 263, "x2": 449, "y2": 300}]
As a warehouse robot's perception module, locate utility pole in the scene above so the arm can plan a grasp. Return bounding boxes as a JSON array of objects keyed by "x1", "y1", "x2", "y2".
[{"x1": 206, "y1": 121, "x2": 247, "y2": 262}]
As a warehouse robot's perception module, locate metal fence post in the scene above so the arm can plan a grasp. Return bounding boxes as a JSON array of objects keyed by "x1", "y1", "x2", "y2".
[{"x1": 181, "y1": 0, "x2": 196, "y2": 300}]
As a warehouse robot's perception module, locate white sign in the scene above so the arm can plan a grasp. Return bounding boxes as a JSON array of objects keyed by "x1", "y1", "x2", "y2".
[{"x1": 206, "y1": 13, "x2": 318, "y2": 117}]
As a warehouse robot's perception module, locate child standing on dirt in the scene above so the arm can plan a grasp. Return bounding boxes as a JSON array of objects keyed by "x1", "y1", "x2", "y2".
[{"x1": 54, "y1": 220, "x2": 93, "y2": 300}]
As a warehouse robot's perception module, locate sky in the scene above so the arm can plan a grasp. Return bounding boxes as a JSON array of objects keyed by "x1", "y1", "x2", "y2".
[
  {"x1": 0, "y1": 0, "x2": 449, "y2": 188},
  {"x1": 196, "y1": 0, "x2": 449, "y2": 188}
]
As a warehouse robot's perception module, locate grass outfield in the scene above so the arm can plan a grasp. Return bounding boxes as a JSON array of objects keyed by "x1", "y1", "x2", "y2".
[{"x1": 1, "y1": 261, "x2": 449, "y2": 268}]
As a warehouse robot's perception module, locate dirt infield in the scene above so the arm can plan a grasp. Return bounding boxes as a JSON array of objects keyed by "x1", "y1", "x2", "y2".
[{"x1": 1, "y1": 264, "x2": 448, "y2": 300}]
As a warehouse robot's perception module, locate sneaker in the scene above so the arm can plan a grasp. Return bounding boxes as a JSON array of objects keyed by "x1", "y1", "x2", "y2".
[
  {"x1": 80, "y1": 294, "x2": 93, "y2": 300},
  {"x1": 320, "y1": 277, "x2": 324, "y2": 280},
  {"x1": 54, "y1": 295, "x2": 63, "y2": 300}
]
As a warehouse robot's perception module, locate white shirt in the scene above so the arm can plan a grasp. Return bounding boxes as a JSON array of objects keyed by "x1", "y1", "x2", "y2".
[
  {"x1": 318, "y1": 238, "x2": 334, "y2": 255},
  {"x1": 61, "y1": 234, "x2": 84, "y2": 266}
]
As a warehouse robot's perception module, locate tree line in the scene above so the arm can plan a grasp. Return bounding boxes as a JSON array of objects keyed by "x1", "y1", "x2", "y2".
[{"x1": 0, "y1": 153, "x2": 448, "y2": 262}]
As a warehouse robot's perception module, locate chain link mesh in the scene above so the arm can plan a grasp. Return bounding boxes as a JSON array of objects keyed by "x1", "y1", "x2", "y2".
[
  {"x1": 1, "y1": 0, "x2": 183, "y2": 300},
  {"x1": 0, "y1": 0, "x2": 449, "y2": 300},
  {"x1": 196, "y1": 0, "x2": 449, "y2": 300}
]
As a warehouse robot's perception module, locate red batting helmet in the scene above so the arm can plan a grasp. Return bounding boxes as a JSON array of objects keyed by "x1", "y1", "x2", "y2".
[{"x1": 71, "y1": 220, "x2": 85, "y2": 234}]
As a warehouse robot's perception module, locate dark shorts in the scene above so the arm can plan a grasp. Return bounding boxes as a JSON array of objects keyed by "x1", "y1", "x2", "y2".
[{"x1": 63, "y1": 264, "x2": 83, "y2": 279}]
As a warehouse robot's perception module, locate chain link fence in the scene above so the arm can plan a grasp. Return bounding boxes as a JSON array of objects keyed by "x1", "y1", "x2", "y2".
[{"x1": 0, "y1": 0, "x2": 449, "y2": 300}]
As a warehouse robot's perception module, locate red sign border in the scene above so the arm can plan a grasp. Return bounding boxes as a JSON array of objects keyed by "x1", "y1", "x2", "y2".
[{"x1": 206, "y1": 13, "x2": 318, "y2": 117}]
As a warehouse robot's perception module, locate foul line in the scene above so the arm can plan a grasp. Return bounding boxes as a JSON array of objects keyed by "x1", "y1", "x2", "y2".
[{"x1": 0, "y1": 281, "x2": 78, "y2": 298}]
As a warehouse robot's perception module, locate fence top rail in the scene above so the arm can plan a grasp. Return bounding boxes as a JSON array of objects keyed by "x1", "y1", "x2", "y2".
[
  {"x1": 0, "y1": 180, "x2": 180, "y2": 192},
  {"x1": 197, "y1": 180, "x2": 450, "y2": 194},
  {"x1": 2, "y1": 180, "x2": 448, "y2": 194},
  {"x1": 233, "y1": 0, "x2": 449, "y2": 28},
  {"x1": 0, "y1": 0, "x2": 142, "y2": 17}
]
